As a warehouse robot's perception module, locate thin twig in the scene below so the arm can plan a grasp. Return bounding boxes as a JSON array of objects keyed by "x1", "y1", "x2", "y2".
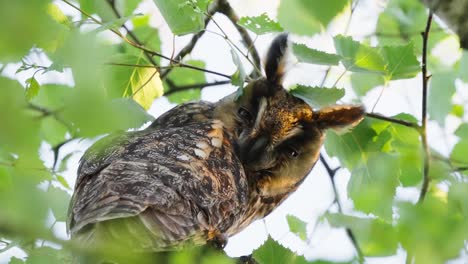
[
  {"x1": 454, "y1": 166, "x2": 468, "y2": 172},
  {"x1": 161, "y1": 1, "x2": 219, "y2": 79},
  {"x1": 217, "y1": 0, "x2": 262, "y2": 78},
  {"x1": 106, "y1": 0, "x2": 159, "y2": 67},
  {"x1": 62, "y1": 0, "x2": 231, "y2": 80},
  {"x1": 52, "y1": 138, "x2": 76, "y2": 172},
  {"x1": 106, "y1": 62, "x2": 162, "y2": 69},
  {"x1": 418, "y1": 11, "x2": 433, "y2": 204},
  {"x1": 406, "y1": 11, "x2": 433, "y2": 264},
  {"x1": 365, "y1": 113, "x2": 420, "y2": 129},
  {"x1": 164, "y1": 80, "x2": 231, "y2": 96},
  {"x1": 319, "y1": 154, "x2": 364, "y2": 263}
]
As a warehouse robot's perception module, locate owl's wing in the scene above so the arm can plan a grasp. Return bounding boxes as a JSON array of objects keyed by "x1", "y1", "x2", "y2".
[{"x1": 68, "y1": 120, "x2": 247, "y2": 248}]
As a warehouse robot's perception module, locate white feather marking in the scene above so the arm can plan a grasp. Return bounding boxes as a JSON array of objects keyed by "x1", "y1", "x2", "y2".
[
  {"x1": 196, "y1": 141, "x2": 209, "y2": 149},
  {"x1": 211, "y1": 137, "x2": 222, "y2": 148},
  {"x1": 194, "y1": 149, "x2": 207, "y2": 159},
  {"x1": 177, "y1": 154, "x2": 190, "y2": 161},
  {"x1": 254, "y1": 97, "x2": 267, "y2": 130}
]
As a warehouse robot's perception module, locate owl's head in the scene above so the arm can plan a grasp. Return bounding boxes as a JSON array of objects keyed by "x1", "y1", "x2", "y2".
[{"x1": 216, "y1": 33, "x2": 364, "y2": 198}]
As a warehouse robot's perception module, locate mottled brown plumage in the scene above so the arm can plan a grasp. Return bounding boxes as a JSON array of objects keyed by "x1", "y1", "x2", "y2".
[{"x1": 68, "y1": 33, "x2": 364, "y2": 254}]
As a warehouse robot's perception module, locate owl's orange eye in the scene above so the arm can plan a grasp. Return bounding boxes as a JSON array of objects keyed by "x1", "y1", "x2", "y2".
[{"x1": 238, "y1": 107, "x2": 253, "y2": 122}]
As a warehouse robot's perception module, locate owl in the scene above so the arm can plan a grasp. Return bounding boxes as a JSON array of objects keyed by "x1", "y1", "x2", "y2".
[{"x1": 67, "y1": 33, "x2": 364, "y2": 258}]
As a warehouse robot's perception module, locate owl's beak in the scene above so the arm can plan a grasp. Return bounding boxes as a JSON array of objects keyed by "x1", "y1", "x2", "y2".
[{"x1": 238, "y1": 135, "x2": 269, "y2": 163}]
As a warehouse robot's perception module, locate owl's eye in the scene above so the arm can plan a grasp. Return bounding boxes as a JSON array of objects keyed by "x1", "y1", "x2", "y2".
[
  {"x1": 238, "y1": 107, "x2": 253, "y2": 122},
  {"x1": 287, "y1": 146, "x2": 300, "y2": 158}
]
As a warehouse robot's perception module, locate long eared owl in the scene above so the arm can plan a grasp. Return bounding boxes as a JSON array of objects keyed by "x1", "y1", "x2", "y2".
[{"x1": 67, "y1": 33, "x2": 364, "y2": 254}]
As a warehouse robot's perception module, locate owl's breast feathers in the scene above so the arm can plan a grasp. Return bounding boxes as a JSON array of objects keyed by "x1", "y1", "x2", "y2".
[{"x1": 69, "y1": 119, "x2": 248, "y2": 251}]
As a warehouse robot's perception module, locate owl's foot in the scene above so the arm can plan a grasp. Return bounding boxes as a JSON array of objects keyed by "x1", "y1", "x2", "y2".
[{"x1": 207, "y1": 230, "x2": 228, "y2": 250}]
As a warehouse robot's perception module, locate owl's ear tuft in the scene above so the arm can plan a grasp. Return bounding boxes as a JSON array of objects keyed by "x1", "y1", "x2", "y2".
[
  {"x1": 313, "y1": 105, "x2": 365, "y2": 130},
  {"x1": 265, "y1": 33, "x2": 289, "y2": 85}
]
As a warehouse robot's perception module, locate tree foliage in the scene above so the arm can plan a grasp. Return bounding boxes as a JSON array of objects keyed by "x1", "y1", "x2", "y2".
[{"x1": 0, "y1": 0, "x2": 467, "y2": 263}]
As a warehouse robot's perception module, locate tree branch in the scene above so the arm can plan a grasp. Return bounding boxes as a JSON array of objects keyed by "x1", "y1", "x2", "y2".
[
  {"x1": 164, "y1": 80, "x2": 231, "y2": 96},
  {"x1": 319, "y1": 154, "x2": 364, "y2": 263},
  {"x1": 106, "y1": 0, "x2": 159, "y2": 67},
  {"x1": 418, "y1": 11, "x2": 433, "y2": 204},
  {"x1": 62, "y1": 0, "x2": 231, "y2": 80},
  {"x1": 406, "y1": 10, "x2": 434, "y2": 264},
  {"x1": 160, "y1": 1, "x2": 220, "y2": 79},
  {"x1": 365, "y1": 112, "x2": 420, "y2": 129},
  {"x1": 217, "y1": 0, "x2": 262, "y2": 78}
]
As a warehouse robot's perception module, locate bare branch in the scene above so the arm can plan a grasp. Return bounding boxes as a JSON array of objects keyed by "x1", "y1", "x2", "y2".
[
  {"x1": 62, "y1": 0, "x2": 231, "y2": 80},
  {"x1": 217, "y1": 0, "x2": 262, "y2": 78},
  {"x1": 366, "y1": 113, "x2": 420, "y2": 129},
  {"x1": 161, "y1": 1, "x2": 220, "y2": 79},
  {"x1": 418, "y1": 11, "x2": 434, "y2": 204},
  {"x1": 164, "y1": 80, "x2": 231, "y2": 96},
  {"x1": 319, "y1": 154, "x2": 364, "y2": 263}
]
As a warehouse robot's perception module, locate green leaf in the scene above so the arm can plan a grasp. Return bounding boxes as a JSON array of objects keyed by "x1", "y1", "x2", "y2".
[
  {"x1": 130, "y1": 21, "x2": 161, "y2": 63},
  {"x1": 152, "y1": 0, "x2": 206, "y2": 35},
  {"x1": 230, "y1": 50, "x2": 246, "y2": 91},
  {"x1": 278, "y1": 0, "x2": 349, "y2": 36},
  {"x1": 398, "y1": 197, "x2": 466, "y2": 263},
  {"x1": 237, "y1": 13, "x2": 283, "y2": 35},
  {"x1": 350, "y1": 72, "x2": 385, "y2": 96},
  {"x1": 0, "y1": 0, "x2": 63, "y2": 60},
  {"x1": 166, "y1": 60, "x2": 206, "y2": 103},
  {"x1": 291, "y1": 86, "x2": 345, "y2": 108},
  {"x1": 40, "y1": 117, "x2": 68, "y2": 147},
  {"x1": 326, "y1": 213, "x2": 398, "y2": 256},
  {"x1": 348, "y1": 153, "x2": 399, "y2": 221},
  {"x1": 325, "y1": 119, "x2": 379, "y2": 170},
  {"x1": 0, "y1": 77, "x2": 41, "y2": 157},
  {"x1": 46, "y1": 186, "x2": 71, "y2": 222},
  {"x1": 455, "y1": 123, "x2": 468, "y2": 138},
  {"x1": 458, "y1": 50, "x2": 468, "y2": 82},
  {"x1": 450, "y1": 104, "x2": 464, "y2": 118},
  {"x1": 253, "y1": 237, "x2": 307, "y2": 264},
  {"x1": 124, "y1": 0, "x2": 142, "y2": 16},
  {"x1": 56, "y1": 175, "x2": 71, "y2": 190},
  {"x1": 26, "y1": 246, "x2": 72, "y2": 264},
  {"x1": 9, "y1": 257, "x2": 25, "y2": 264},
  {"x1": 25, "y1": 77, "x2": 41, "y2": 101},
  {"x1": 292, "y1": 44, "x2": 340, "y2": 66},
  {"x1": 380, "y1": 43, "x2": 420, "y2": 80},
  {"x1": 428, "y1": 72, "x2": 456, "y2": 126},
  {"x1": 448, "y1": 182, "x2": 468, "y2": 219},
  {"x1": 379, "y1": 113, "x2": 422, "y2": 186},
  {"x1": 334, "y1": 35, "x2": 386, "y2": 73},
  {"x1": 286, "y1": 215, "x2": 307, "y2": 241},
  {"x1": 451, "y1": 140, "x2": 468, "y2": 166},
  {"x1": 375, "y1": 0, "x2": 449, "y2": 55},
  {"x1": 128, "y1": 67, "x2": 164, "y2": 110},
  {"x1": 47, "y1": 3, "x2": 71, "y2": 28}
]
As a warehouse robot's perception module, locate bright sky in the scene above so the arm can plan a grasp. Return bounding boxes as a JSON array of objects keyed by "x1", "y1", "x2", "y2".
[{"x1": 1, "y1": 0, "x2": 467, "y2": 263}]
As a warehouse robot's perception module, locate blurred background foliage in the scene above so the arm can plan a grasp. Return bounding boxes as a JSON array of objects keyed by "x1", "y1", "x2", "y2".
[{"x1": 0, "y1": 0, "x2": 467, "y2": 263}]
